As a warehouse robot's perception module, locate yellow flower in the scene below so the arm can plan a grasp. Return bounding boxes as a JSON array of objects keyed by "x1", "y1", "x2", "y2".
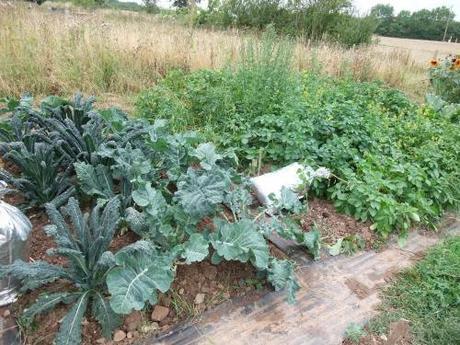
[{"x1": 454, "y1": 59, "x2": 460, "y2": 70}]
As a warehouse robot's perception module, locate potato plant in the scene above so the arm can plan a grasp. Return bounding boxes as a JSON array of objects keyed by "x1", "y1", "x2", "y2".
[{"x1": 136, "y1": 62, "x2": 460, "y2": 237}]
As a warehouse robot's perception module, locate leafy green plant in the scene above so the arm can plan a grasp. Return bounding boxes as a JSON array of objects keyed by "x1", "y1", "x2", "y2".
[
  {"x1": 0, "y1": 94, "x2": 127, "y2": 206},
  {"x1": 328, "y1": 234, "x2": 365, "y2": 256},
  {"x1": 24, "y1": 94, "x2": 105, "y2": 165},
  {"x1": 0, "y1": 197, "x2": 122, "y2": 345},
  {"x1": 86, "y1": 118, "x2": 315, "y2": 311},
  {"x1": 1, "y1": 94, "x2": 106, "y2": 166},
  {"x1": 0, "y1": 140, "x2": 74, "y2": 206},
  {"x1": 344, "y1": 322, "x2": 366, "y2": 344}
]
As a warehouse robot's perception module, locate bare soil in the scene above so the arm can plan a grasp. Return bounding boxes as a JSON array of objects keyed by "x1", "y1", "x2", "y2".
[{"x1": 299, "y1": 198, "x2": 378, "y2": 249}]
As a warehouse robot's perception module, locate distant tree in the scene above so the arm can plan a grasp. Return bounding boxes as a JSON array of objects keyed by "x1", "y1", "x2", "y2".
[
  {"x1": 172, "y1": 0, "x2": 201, "y2": 8},
  {"x1": 370, "y1": 4, "x2": 393, "y2": 19},
  {"x1": 25, "y1": 0, "x2": 46, "y2": 4},
  {"x1": 143, "y1": 0, "x2": 158, "y2": 13}
]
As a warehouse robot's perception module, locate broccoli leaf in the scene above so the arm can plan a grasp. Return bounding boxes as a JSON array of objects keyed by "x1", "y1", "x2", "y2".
[
  {"x1": 132, "y1": 182, "x2": 167, "y2": 218},
  {"x1": 267, "y1": 259, "x2": 300, "y2": 304},
  {"x1": 275, "y1": 187, "x2": 304, "y2": 214},
  {"x1": 74, "y1": 162, "x2": 114, "y2": 203},
  {"x1": 125, "y1": 207, "x2": 149, "y2": 237},
  {"x1": 211, "y1": 219, "x2": 269, "y2": 270},
  {"x1": 302, "y1": 228, "x2": 321, "y2": 260},
  {"x1": 182, "y1": 233, "x2": 209, "y2": 264},
  {"x1": 192, "y1": 143, "x2": 222, "y2": 170},
  {"x1": 107, "y1": 241, "x2": 175, "y2": 314},
  {"x1": 175, "y1": 168, "x2": 229, "y2": 218}
]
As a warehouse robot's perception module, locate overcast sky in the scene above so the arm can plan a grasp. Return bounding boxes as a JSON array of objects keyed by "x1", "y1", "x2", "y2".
[{"x1": 123, "y1": 1, "x2": 459, "y2": 18}]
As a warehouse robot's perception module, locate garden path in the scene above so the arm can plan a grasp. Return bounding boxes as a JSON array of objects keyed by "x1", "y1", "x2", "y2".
[{"x1": 147, "y1": 218, "x2": 460, "y2": 345}]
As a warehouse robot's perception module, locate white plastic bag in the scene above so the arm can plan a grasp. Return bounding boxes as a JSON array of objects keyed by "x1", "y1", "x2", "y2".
[{"x1": 250, "y1": 163, "x2": 330, "y2": 207}]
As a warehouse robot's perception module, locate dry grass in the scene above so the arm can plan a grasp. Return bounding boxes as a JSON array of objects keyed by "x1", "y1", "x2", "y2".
[
  {"x1": 0, "y1": 2, "x2": 446, "y2": 108},
  {"x1": 377, "y1": 36, "x2": 460, "y2": 62}
]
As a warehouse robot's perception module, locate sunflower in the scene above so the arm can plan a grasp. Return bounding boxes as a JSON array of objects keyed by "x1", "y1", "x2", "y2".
[
  {"x1": 455, "y1": 59, "x2": 460, "y2": 70},
  {"x1": 430, "y1": 58, "x2": 438, "y2": 67}
]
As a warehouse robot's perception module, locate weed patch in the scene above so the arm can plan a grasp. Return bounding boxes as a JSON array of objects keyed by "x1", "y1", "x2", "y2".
[{"x1": 369, "y1": 237, "x2": 460, "y2": 345}]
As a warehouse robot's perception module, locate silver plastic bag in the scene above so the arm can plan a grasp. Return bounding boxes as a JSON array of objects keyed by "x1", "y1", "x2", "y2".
[{"x1": 0, "y1": 182, "x2": 32, "y2": 306}]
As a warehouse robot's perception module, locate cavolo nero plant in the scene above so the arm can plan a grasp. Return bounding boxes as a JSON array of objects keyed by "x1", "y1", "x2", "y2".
[
  {"x1": 0, "y1": 139, "x2": 75, "y2": 207},
  {"x1": 0, "y1": 197, "x2": 122, "y2": 345},
  {"x1": 0, "y1": 94, "x2": 109, "y2": 206}
]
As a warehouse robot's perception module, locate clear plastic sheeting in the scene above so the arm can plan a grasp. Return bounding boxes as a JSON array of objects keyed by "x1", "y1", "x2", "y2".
[{"x1": 0, "y1": 182, "x2": 31, "y2": 306}]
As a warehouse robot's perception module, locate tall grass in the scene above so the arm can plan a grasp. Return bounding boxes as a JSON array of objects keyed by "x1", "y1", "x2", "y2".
[{"x1": 0, "y1": 2, "x2": 427, "y2": 107}]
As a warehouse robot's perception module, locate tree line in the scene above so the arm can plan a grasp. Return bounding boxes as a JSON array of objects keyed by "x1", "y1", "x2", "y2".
[{"x1": 371, "y1": 4, "x2": 460, "y2": 42}]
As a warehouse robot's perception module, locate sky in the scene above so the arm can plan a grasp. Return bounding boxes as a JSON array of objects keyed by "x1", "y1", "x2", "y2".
[{"x1": 123, "y1": 1, "x2": 460, "y2": 19}]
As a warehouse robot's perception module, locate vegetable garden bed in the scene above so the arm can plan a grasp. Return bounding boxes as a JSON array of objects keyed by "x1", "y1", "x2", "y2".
[
  {"x1": 0, "y1": 95, "x2": 325, "y2": 345},
  {"x1": 0, "y1": 45, "x2": 458, "y2": 345},
  {"x1": 0, "y1": 186, "x2": 384, "y2": 345},
  {"x1": 0, "y1": 160, "x2": 380, "y2": 344}
]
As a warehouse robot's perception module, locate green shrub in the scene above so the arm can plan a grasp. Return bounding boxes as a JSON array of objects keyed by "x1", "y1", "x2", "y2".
[
  {"x1": 137, "y1": 30, "x2": 308, "y2": 162},
  {"x1": 195, "y1": 0, "x2": 376, "y2": 47}
]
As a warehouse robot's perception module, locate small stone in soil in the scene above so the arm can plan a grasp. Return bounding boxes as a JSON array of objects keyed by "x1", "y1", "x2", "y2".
[
  {"x1": 127, "y1": 332, "x2": 133, "y2": 339},
  {"x1": 178, "y1": 288, "x2": 185, "y2": 295},
  {"x1": 140, "y1": 322, "x2": 159, "y2": 334},
  {"x1": 124, "y1": 311, "x2": 143, "y2": 332},
  {"x1": 3, "y1": 309, "x2": 10, "y2": 318},
  {"x1": 113, "y1": 330, "x2": 126, "y2": 342},
  {"x1": 151, "y1": 305, "x2": 169, "y2": 322},
  {"x1": 160, "y1": 295, "x2": 172, "y2": 307},
  {"x1": 194, "y1": 293, "x2": 205, "y2": 304},
  {"x1": 96, "y1": 338, "x2": 106, "y2": 344}
]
